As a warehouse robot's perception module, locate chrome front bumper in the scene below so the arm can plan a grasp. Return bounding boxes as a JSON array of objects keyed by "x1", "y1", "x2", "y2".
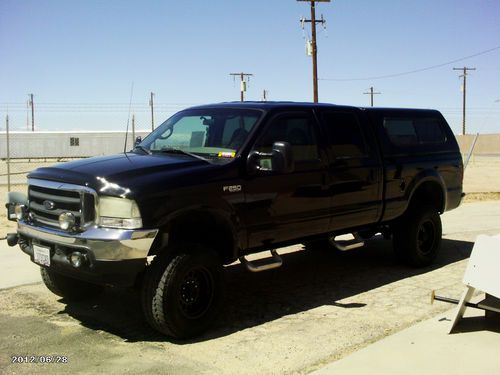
[{"x1": 17, "y1": 221, "x2": 158, "y2": 261}]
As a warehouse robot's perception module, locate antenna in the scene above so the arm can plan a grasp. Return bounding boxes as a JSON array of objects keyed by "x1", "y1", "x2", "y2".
[{"x1": 123, "y1": 82, "x2": 135, "y2": 153}]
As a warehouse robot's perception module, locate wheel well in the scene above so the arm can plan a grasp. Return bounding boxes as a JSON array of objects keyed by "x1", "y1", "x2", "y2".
[
  {"x1": 410, "y1": 181, "x2": 445, "y2": 213},
  {"x1": 151, "y1": 211, "x2": 236, "y2": 264}
]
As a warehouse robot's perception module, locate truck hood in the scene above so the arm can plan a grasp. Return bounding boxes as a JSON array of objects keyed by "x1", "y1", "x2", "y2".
[{"x1": 28, "y1": 152, "x2": 209, "y2": 196}]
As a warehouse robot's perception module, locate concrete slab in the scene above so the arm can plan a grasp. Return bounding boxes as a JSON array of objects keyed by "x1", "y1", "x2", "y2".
[
  {"x1": 312, "y1": 304, "x2": 500, "y2": 375},
  {"x1": 0, "y1": 241, "x2": 40, "y2": 289}
]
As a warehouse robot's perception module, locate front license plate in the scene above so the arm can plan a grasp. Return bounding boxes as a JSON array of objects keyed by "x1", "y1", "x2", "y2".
[{"x1": 33, "y1": 244, "x2": 51, "y2": 267}]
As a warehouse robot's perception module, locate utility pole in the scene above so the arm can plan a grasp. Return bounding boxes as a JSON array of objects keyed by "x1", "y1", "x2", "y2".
[
  {"x1": 363, "y1": 86, "x2": 381, "y2": 107},
  {"x1": 29, "y1": 93, "x2": 34, "y2": 131},
  {"x1": 26, "y1": 100, "x2": 30, "y2": 130},
  {"x1": 149, "y1": 92, "x2": 155, "y2": 131},
  {"x1": 6, "y1": 114, "x2": 11, "y2": 191},
  {"x1": 262, "y1": 89, "x2": 269, "y2": 102},
  {"x1": 453, "y1": 67, "x2": 476, "y2": 135},
  {"x1": 230, "y1": 72, "x2": 253, "y2": 101},
  {"x1": 298, "y1": 0, "x2": 330, "y2": 103}
]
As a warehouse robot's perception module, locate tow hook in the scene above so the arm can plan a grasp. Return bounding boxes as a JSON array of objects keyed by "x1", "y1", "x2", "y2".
[{"x1": 6, "y1": 233, "x2": 19, "y2": 247}]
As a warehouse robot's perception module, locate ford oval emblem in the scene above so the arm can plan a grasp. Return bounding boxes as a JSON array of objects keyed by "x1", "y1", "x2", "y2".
[{"x1": 43, "y1": 200, "x2": 56, "y2": 210}]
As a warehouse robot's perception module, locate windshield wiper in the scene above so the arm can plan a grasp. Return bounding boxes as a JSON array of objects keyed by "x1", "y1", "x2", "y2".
[
  {"x1": 133, "y1": 145, "x2": 151, "y2": 155},
  {"x1": 158, "y1": 147, "x2": 208, "y2": 162}
]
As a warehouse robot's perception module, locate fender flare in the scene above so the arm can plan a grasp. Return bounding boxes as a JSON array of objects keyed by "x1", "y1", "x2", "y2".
[
  {"x1": 404, "y1": 170, "x2": 447, "y2": 213},
  {"x1": 152, "y1": 204, "x2": 241, "y2": 262}
]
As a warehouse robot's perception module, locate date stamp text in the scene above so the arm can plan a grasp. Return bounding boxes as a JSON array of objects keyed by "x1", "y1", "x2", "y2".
[{"x1": 11, "y1": 355, "x2": 68, "y2": 364}]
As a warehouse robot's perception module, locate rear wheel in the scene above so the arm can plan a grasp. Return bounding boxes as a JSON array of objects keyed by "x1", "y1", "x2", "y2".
[
  {"x1": 40, "y1": 268, "x2": 103, "y2": 301},
  {"x1": 141, "y1": 245, "x2": 224, "y2": 339},
  {"x1": 392, "y1": 205, "x2": 442, "y2": 267}
]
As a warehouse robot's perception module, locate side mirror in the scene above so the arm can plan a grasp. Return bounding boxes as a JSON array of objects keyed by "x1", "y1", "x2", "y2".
[
  {"x1": 247, "y1": 141, "x2": 294, "y2": 174},
  {"x1": 271, "y1": 141, "x2": 294, "y2": 174},
  {"x1": 134, "y1": 136, "x2": 142, "y2": 147}
]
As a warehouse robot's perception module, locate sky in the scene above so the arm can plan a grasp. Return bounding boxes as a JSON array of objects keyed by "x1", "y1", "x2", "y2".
[{"x1": 0, "y1": 0, "x2": 499, "y2": 134}]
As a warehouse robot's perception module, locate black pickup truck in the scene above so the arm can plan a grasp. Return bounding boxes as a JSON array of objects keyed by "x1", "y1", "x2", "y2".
[{"x1": 6, "y1": 102, "x2": 463, "y2": 338}]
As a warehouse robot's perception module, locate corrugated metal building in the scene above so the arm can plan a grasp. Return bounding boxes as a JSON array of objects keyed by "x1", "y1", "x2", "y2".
[{"x1": 0, "y1": 130, "x2": 151, "y2": 159}]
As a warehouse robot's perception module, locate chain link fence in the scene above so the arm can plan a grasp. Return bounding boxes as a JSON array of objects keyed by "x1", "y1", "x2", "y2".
[
  {"x1": 0, "y1": 130, "x2": 147, "y2": 222},
  {"x1": 1, "y1": 130, "x2": 152, "y2": 189},
  {"x1": 1, "y1": 157, "x2": 85, "y2": 187},
  {"x1": 2, "y1": 132, "x2": 500, "y2": 198}
]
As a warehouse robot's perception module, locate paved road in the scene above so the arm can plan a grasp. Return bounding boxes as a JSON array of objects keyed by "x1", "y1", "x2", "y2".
[{"x1": 0, "y1": 201, "x2": 499, "y2": 375}]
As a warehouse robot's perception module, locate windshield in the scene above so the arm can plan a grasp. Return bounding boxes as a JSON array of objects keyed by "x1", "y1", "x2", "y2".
[{"x1": 138, "y1": 108, "x2": 262, "y2": 161}]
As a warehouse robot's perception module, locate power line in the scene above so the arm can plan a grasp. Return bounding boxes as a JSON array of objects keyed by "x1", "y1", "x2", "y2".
[{"x1": 320, "y1": 45, "x2": 500, "y2": 82}]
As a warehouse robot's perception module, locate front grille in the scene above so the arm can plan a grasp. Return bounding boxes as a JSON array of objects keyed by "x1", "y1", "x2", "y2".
[{"x1": 28, "y1": 181, "x2": 96, "y2": 230}]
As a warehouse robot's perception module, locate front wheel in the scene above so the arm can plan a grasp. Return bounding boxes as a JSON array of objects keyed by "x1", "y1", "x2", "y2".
[
  {"x1": 392, "y1": 205, "x2": 442, "y2": 267},
  {"x1": 141, "y1": 245, "x2": 224, "y2": 339},
  {"x1": 40, "y1": 268, "x2": 104, "y2": 301}
]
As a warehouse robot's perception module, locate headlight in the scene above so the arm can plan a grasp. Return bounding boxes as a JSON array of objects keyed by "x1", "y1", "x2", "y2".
[
  {"x1": 59, "y1": 212, "x2": 76, "y2": 230},
  {"x1": 98, "y1": 196, "x2": 142, "y2": 229},
  {"x1": 14, "y1": 204, "x2": 27, "y2": 221}
]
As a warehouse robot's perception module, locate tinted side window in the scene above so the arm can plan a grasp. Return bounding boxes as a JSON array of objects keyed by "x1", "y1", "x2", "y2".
[
  {"x1": 414, "y1": 118, "x2": 446, "y2": 144},
  {"x1": 384, "y1": 117, "x2": 446, "y2": 146},
  {"x1": 221, "y1": 116, "x2": 258, "y2": 146},
  {"x1": 322, "y1": 112, "x2": 366, "y2": 158},
  {"x1": 254, "y1": 115, "x2": 319, "y2": 161}
]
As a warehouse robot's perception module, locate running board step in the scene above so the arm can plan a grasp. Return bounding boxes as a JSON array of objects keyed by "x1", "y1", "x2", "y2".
[
  {"x1": 329, "y1": 233, "x2": 365, "y2": 251},
  {"x1": 239, "y1": 249, "x2": 283, "y2": 272}
]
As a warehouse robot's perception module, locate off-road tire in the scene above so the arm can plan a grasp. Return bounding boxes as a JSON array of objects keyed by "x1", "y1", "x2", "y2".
[
  {"x1": 40, "y1": 267, "x2": 104, "y2": 301},
  {"x1": 141, "y1": 245, "x2": 224, "y2": 339},
  {"x1": 392, "y1": 205, "x2": 442, "y2": 267}
]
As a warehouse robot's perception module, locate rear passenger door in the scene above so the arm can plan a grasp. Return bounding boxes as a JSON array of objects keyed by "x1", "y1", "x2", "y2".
[{"x1": 319, "y1": 109, "x2": 383, "y2": 231}]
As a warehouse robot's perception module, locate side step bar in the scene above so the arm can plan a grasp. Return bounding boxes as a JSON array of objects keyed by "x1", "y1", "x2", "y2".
[
  {"x1": 329, "y1": 233, "x2": 365, "y2": 251},
  {"x1": 239, "y1": 249, "x2": 283, "y2": 272}
]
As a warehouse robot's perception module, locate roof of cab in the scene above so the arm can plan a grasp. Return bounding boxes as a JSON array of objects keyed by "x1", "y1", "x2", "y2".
[
  {"x1": 187, "y1": 101, "x2": 358, "y2": 111},
  {"x1": 186, "y1": 101, "x2": 440, "y2": 114}
]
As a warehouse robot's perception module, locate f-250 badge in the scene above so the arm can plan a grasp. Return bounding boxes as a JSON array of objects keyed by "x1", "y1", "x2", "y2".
[{"x1": 223, "y1": 185, "x2": 242, "y2": 193}]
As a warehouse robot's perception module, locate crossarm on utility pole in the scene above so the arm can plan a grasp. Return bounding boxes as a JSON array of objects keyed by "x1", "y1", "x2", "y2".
[{"x1": 229, "y1": 72, "x2": 253, "y2": 102}]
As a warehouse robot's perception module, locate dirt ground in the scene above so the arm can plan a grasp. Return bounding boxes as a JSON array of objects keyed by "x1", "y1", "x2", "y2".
[{"x1": 462, "y1": 156, "x2": 500, "y2": 193}]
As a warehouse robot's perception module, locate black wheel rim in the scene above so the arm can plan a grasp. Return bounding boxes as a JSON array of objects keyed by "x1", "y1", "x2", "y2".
[
  {"x1": 178, "y1": 266, "x2": 214, "y2": 319},
  {"x1": 417, "y1": 219, "x2": 436, "y2": 256}
]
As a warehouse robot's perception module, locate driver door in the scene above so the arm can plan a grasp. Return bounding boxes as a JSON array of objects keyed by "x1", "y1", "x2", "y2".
[{"x1": 242, "y1": 111, "x2": 330, "y2": 249}]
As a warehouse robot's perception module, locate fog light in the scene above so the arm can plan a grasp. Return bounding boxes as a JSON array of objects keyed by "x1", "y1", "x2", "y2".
[
  {"x1": 14, "y1": 204, "x2": 26, "y2": 220},
  {"x1": 59, "y1": 212, "x2": 75, "y2": 230},
  {"x1": 69, "y1": 252, "x2": 84, "y2": 268}
]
